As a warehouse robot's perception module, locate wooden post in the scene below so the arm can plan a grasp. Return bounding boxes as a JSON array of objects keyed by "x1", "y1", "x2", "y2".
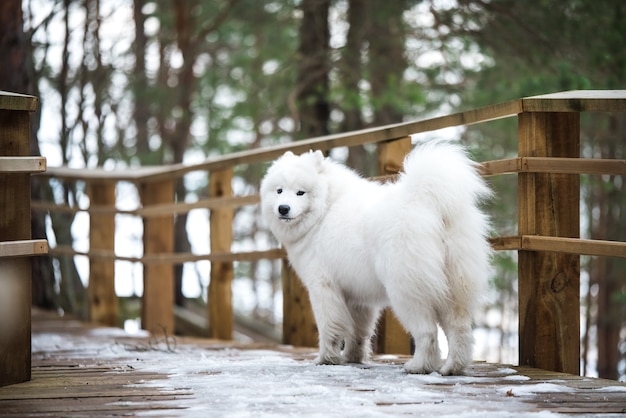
[
  {"x1": 0, "y1": 94, "x2": 36, "y2": 386},
  {"x1": 140, "y1": 179, "x2": 175, "y2": 334},
  {"x1": 376, "y1": 137, "x2": 413, "y2": 355},
  {"x1": 88, "y1": 181, "x2": 117, "y2": 326},
  {"x1": 282, "y1": 261, "x2": 318, "y2": 347},
  {"x1": 208, "y1": 168, "x2": 234, "y2": 340},
  {"x1": 518, "y1": 112, "x2": 580, "y2": 375}
]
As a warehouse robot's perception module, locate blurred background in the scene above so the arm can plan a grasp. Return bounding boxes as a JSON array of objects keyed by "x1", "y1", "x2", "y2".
[{"x1": 1, "y1": 0, "x2": 624, "y2": 380}]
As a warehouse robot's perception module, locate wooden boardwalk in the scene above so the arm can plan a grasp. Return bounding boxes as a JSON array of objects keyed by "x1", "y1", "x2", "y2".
[{"x1": 1, "y1": 310, "x2": 625, "y2": 417}]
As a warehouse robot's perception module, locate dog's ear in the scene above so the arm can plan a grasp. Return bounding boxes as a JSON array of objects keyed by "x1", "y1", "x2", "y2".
[
  {"x1": 312, "y1": 150, "x2": 324, "y2": 164},
  {"x1": 283, "y1": 151, "x2": 295, "y2": 159}
]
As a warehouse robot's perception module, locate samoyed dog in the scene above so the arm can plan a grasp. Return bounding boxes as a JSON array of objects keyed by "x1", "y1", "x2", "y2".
[{"x1": 260, "y1": 141, "x2": 492, "y2": 375}]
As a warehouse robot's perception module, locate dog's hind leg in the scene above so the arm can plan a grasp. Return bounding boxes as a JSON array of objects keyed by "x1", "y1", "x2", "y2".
[
  {"x1": 306, "y1": 281, "x2": 354, "y2": 365},
  {"x1": 386, "y1": 291, "x2": 442, "y2": 374},
  {"x1": 438, "y1": 307, "x2": 473, "y2": 375},
  {"x1": 401, "y1": 318, "x2": 441, "y2": 374},
  {"x1": 343, "y1": 302, "x2": 380, "y2": 363}
]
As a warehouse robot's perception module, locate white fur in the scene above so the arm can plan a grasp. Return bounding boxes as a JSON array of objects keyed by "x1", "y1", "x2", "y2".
[{"x1": 260, "y1": 142, "x2": 492, "y2": 375}]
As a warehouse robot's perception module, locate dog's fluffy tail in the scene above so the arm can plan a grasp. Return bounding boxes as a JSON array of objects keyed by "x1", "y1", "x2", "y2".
[
  {"x1": 401, "y1": 140, "x2": 491, "y2": 214},
  {"x1": 401, "y1": 140, "x2": 492, "y2": 315}
]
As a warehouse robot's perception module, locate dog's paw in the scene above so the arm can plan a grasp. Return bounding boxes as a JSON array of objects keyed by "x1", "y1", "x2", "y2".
[
  {"x1": 439, "y1": 358, "x2": 467, "y2": 376},
  {"x1": 403, "y1": 357, "x2": 441, "y2": 374},
  {"x1": 314, "y1": 353, "x2": 342, "y2": 366},
  {"x1": 343, "y1": 351, "x2": 369, "y2": 364}
]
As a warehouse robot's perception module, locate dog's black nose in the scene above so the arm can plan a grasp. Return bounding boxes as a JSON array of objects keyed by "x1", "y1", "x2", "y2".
[{"x1": 278, "y1": 205, "x2": 290, "y2": 216}]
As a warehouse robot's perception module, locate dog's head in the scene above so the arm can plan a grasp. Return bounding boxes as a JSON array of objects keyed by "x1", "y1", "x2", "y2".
[{"x1": 260, "y1": 150, "x2": 329, "y2": 243}]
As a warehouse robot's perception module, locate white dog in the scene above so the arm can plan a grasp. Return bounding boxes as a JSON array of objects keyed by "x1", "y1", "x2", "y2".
[{"x1": 260, "y1": 142, "x2": 492, "y2": 375}]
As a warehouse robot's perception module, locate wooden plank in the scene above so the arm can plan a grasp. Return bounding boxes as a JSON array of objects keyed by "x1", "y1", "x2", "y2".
[
  {"x1": 376, "y1": 137, "x2": 413, "y2": 355},
  {"x1": 523, "y1": 156, "x2": 626, "y2": 175},
  {"x1": 281, "y1": 260, "x2": 318, "y2": 347},
  {"x1": 517, "y1": 111, "x2": 580, "y2": 375},
  {"x1": 489, "y1": 235, "x2": 521, "y2": 251},
  {"x1": 491, "y1": 234, "x2": 626, "y2": 258},
  {"x1": 479, "y1": 157, "x2": 521, "y2": 176},
  {"x1": 481, "y1": 157, "x2": 626, "y2": 177},
  {"x1": 522, "y1": 235, "x2": 626, "y2": 258},
  {"x1": 208, "y1": 168, "x2": 234, "y2": 340},
  {"x1": 0, "y1": 156, "x2": 46, "y2": 173},
  {"x1": 36, "y1": 90, "x2": 626, "y2": 185},
  {"x1": 88, "y1": 182, "x2": 118, "y2": 326},
  {"x1": 523, "y1": 90, "x2": 626, "y2": 112},
  {"x1": 0, "y1": 91, "x2": 38, "y2": 112},
  {"x1": 42, "y1": 165, "x2": 173, "y2": 182},
  {"x1": 135, "y1": 194, "x2": 260, "y2": 216},
  {"x1": 35, "y1": 157, "x2": 625, "y2": 220},
  {"x1": 50, "y1": 245, "x2": 286, "y2": 264},
  {"x1": 34, "y1": 90, "x2": 626, "y2": 184},
  {"x1": 0, "y1": 239, "x2": 48, "y2": 258},
  {"x1": 40, "y1": 99, "x2": 524, "y2": 183},
  {"x1": 140, "y1": 179, "x2": 175, "y2": 334},
  {"x1": 32, "y1": 194, "x2": 261, "y2": 217}
]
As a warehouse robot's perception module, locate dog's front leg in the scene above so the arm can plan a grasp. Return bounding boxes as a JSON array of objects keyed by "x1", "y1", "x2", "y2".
[{"x1": 306, "y1": 280, "x2": 353, "y2": 365}]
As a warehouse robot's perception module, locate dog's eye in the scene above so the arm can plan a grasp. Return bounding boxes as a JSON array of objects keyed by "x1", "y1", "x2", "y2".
[
  {"x1": 296, "y1": 190, "x2": 305, "y2": 196},
  {"x1": 277, "y1": 188, "x2": 283, "y2": 194}
]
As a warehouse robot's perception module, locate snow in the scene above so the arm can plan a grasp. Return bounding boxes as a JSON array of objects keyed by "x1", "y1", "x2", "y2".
[
  {"x1": 133, "y1": 348, "x2": 532, "y2": 417},
  {"x1": 31, "y1": 319, "x2": 626, "y2": 418},
  {"x1": 29, "y1": 326, "x2": 588, "y2": 418},
  {"x1": 503, "y1": 375, "x2": 531, "y2": 381}
]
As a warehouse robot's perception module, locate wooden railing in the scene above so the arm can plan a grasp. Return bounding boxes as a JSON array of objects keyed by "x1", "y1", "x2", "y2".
[
  {"x1": 34, "y1": 90, "x2": 626, "y2": 376},
  {"x1": 0, "y1": 91, "x2": 48, "y2": 387}
]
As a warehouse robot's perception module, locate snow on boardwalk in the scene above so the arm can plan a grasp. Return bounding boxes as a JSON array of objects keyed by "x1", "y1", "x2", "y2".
[{"x1": 0, "y1": 310, "x2": 625, "y2": 417}]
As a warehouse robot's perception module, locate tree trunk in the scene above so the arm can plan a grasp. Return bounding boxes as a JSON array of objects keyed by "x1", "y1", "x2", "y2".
[
  {"x1": 341, "y1": 0, "x2": 371, "y2": 175},
  {"x1": 295, "y1": 0, "x2": 330, "y2": 139},
  {"x1": 132, "y1": 0, "x2": 151, "y2": 158},
  {"x1": 367, "y1": 0, "x2": 408, "y2": 126}
]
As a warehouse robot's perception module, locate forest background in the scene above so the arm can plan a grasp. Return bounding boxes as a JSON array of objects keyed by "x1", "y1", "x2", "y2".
[{"x1": 0, "y1": 0, "x2": 624, "y2": 380}]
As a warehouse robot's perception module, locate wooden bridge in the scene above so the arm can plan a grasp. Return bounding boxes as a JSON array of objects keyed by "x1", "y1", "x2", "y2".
[
  {"x1": 1, "y1": 90, "x2": 626, "y2": 415},
  {"x1": 1, "y1": 308, "x2": 625, "y2": 416}
]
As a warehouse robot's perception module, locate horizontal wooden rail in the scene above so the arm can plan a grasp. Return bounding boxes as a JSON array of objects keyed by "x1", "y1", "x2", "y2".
[
  {"x1": 135, "y1": 195, "x2": 260, "y2": 217},
  {"x1": 35, "y1": 157, "x2": 623, "y2": 218},
  {"x1": 523, "y1": 157, "x2": 626, "y2": 175},
  {"x1": 481, "y1": 157, "x2": 626, "y2": 176},
  {"x1": 0, "y1": 239, "x2": 48, "y2": 258},
  {"x1": 38, "y1": 90, "x2": 626, "y2": 183},
  {"x1": 489, "y1": 235, "x2": 522, "y2": 251},
  {"x1": 490, "y1": 235, "x2": 626, "y2": 258},
  {"x1": 31, "y1": 194, "x2": 260, "y2": 216},
  {"x1": 522, "y1": 236, "x2": 626, "y2": 258},
  {"x1": 51, "y1": 233, "x2": 626, "y2": 267},
  {"x1": 41, "y1": 99, "x2": 523, "y2": 182},
  {"x1": 0, "y1": 156, "x2": 46, "y2": 173},
  {"x1": 50, "y1": 245, "x2": 285, "y2": 264}
]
